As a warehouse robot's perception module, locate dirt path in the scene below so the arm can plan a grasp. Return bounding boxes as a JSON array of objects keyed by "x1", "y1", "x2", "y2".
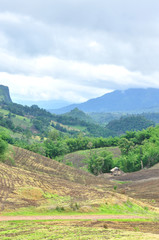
[{"x1": 0, "y1": 215, "x2": 148, "y2": 221}]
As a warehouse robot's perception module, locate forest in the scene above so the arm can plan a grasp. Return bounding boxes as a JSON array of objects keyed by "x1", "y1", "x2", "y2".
[{"x1": 1, "y1": 100, "x2": 159, "y2": 176}]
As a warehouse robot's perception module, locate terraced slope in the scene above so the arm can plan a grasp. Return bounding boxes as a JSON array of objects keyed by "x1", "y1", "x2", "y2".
[
  {"x1": 13, "y1": 146, "x2": 106, "y2": 185},
  {"x1": 110, "y1": 167, "x2": 159, "y2": 207},
  {"x1": 0, "y1": 146, "x2": 117, "y2": 211},
  {"x1": 1, "y1": 146, "x2": 158, "y2": 212}
]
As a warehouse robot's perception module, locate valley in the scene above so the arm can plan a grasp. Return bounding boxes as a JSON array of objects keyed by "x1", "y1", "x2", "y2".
[{"x1": 0, "y1": 85, "x2": 159, "y2": 239}]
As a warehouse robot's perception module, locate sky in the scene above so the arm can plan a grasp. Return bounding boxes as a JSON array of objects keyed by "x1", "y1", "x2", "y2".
[{"x1": 0, "y1": 0, "x2": 159, "y2": 108}]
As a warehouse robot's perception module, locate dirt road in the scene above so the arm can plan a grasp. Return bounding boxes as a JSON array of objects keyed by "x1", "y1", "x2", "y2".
[{"x1": 0, "y1": 215, "x2": 148, "y2": 221}]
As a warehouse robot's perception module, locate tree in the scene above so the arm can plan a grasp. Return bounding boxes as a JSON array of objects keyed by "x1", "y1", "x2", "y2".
[
  {"x1": 0, "y1": 138, "x2": 7, "y2": 157},
  {"x1": 48, "y1": 129, "x2": 59, "y2": 141},
  {"x1": 88, "y1": 150, "x2": 113, "y2": 175},
  {"x1": 119, "y1": 138, "x2": 134, "y2": 155}
]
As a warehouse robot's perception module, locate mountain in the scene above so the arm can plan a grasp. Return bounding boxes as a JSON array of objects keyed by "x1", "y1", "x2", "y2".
[
  {"x1": 50, "y1": 88, "x2": 159, "y2": 114},
  {"x1": 0, "y1": 85, "x2": 12, "y2": 103}
]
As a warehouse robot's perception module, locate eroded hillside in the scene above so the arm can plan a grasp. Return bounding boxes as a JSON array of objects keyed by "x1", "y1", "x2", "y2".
[{"x1": 0, "y1": 146, "x2": 114, "y2": 211}]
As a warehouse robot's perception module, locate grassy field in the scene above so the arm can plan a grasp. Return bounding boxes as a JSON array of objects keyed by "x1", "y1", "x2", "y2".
[
  {"x1": 11, "y1": 115, "x2": 32, "y2": 129},
  {"x1": 0, "y1": 108, "x2": 9, "y2": 115},
  {"x1": 0, "y1": 220, "x2": 159, "y2": 240}
]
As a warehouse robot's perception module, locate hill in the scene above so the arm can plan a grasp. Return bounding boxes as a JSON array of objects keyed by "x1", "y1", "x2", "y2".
[
  {"x1": 109, "y1": 166, "x2": 159, "y2": 207},
  {"x1": 89, "y1": 112, "x2": 159, "y2": 125},
  {"x1": 0, "y1": 145, "x2": 159, "y2": 220},
  {"x1": 0, "y1": 145, "x2": 128, "y2": 212},
  {"x1": 1, "y1": 145, "x2": 158, "y2": 214},
  {"x1": 50, "y1": 88, "x2": 159, "y2": 113},
  {"x1": 0, "y1": 85, "x2": 12, "y2": 103},
  {"x1": 63, "y1": 107, "x2": 93, "y2": 123},
  {"x1": 58, "y1": 146, "x2": 121, "y2": 169},
  {"x1": 106, "y1": 115, "x2": 155, "y2": 135}
]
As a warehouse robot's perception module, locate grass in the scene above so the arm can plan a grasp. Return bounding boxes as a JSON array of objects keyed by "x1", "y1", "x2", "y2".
[
  {"x1": 111, "y1": 180, "x2": 131, "y2": 185},
  {"x1": 2, "y1": 200, "x2": 157, "y2": 218},
  {"x1": 12, "y1": 115, "x2": 32, "y2": 128},
  {"x1": 67, "y1": 125, "x2": 87, "y2": 131},
  {"x1": 0, "y1": 220, "x2": 159, "y2": 240},
  {"x1": 0, "y1": 109, "x2": 9, "y2": 115},
  {"x1": 99, "y1": 201, "x2": 153, "y2": 216}
]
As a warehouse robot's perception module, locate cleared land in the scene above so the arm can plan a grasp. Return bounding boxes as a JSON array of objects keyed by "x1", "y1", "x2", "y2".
[
  {"x1": 0, "y1": 146, "x2": 159, "y2": 239},
  {"x1": 108, "y1": 167, "x2": 159, "y2": 207},
  {"x1": 0, "y1": 146, "x2": 126, "y2": 212},
  {"x1": 0, "y1": 220, "x2": 159, "y2": 240}
]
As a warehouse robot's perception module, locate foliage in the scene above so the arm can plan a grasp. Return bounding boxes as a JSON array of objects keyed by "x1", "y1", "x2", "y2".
[
  {"x1": 118, "y1": 138, "x2": 134, "y2": 155},
  {"x1": 115, "y1": 126, "x2": 159, "y2": 172},
  {"x1": 88, "y1": 150, "x2": 113, "y2": 175},
  {"x1": 106, "y1": 115, "x2": 154, "y2": 135},
  {"x1": 0, "y1": 138, "x2": 7, "y2": 156},
  {"x1": 44, "y1": 139, "x2": 69, "y2": 158},
  {"x1": 2, "y1": 98, "x2": 159, "y2": 174}
]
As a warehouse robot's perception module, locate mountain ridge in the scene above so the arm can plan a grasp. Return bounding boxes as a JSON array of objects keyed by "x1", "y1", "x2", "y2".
[
  {"x1": 0, "y1": 85, "x2": 12, "y2": 103},
  {"x1": 50, "y1": 88, "x2": 159, "y2": 114}
]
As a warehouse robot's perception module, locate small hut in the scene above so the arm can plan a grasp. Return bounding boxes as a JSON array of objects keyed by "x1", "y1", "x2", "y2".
[{"x1": 110, "y1": 167, "x2": 121, "y2": 176}]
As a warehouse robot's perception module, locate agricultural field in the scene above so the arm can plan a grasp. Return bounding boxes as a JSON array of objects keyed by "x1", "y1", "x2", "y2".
[
  {"x1": 103, "y1": 164, "x2": 159, "y2": 207},
  {"x1": 0, "y1": 146, "x2": 159, "y2": 239},
  {"x1": 0, "y1": 146, "x2": 157, "y2": 213},
  {"x1": 1, "y1": 220, "x2": 159, "y2": 240}
]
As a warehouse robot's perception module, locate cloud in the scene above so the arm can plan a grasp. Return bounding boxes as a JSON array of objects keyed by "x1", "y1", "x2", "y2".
[
  {"x1": 1, "y1": 51, "x2": 159, "y2": 104},
  {"x1": 0, "y1": 1, "x2": 159, "y2": 106}
]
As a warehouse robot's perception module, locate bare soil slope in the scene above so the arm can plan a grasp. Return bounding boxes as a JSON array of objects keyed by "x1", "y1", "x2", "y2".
[
  {"x1": 0, "y1": 146, "x2": 117, "y2": 211},
  {"x1": 1, "y1": 146, "x2": 159, "y2": 212},
  {"x1": 110, "y1": 167, "x2": 159, "y2": 207}
]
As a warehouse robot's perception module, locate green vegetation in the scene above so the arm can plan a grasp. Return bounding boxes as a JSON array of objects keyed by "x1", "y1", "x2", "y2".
[
  {"x1": 114, "y1": 126, "x2": 159, "y2": 172},
  {"x1": 0, "y1": 138, "x2": 7, "y2": 158},
  {"x1": 89, "y1": 112, "x2": 124, "y2": 124},
  {"x1": 2, "y1": 101, "x2": 159, "y2": 174},
  {"x1": 88, "y1": 150, "x2": 113, "y2": 175},
  {"x1": 1, "y1": 221, "x2": 158, "y2": 240},
  {"x1": 0, "y1": 130, "x2": 9, "y2": 163},
  {"x1": 106, "y1": 115, "x2": 154, "y2": 135},
  {"x1": 1, "y1": 88, "x2": 159, "y2": 174},
  {"x1": 99, "y1": 201, "x2": 151, "y2": 215}
]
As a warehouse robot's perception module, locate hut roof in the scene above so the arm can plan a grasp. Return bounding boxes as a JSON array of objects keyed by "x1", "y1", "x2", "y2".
[{"x1": 110, "y1": 167, "x2": 119, "y2": 172}]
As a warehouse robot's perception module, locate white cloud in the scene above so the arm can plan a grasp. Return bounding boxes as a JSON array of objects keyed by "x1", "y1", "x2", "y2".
[
  {"x1": 0, "y1": 1, "x2": 159, "y2": 107},
  {"x1": 1, "y1": 52, "x2": 159, "y2": 104}
]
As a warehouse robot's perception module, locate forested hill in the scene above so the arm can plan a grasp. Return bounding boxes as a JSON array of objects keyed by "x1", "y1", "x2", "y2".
[
  {"x1": 0, "y1": 85, "x2": 12, "y2": 103},
  {"x1": 106, "y1": 115, "x2": 155, "y2": 136},
  {"x1": 63, "y1": 108, "x2": 93, "y2": 123},
  {"x1": 0, "y1": 85, "x2": 156, "y2": 140},
  {"x1": 50, "y1": 88, "x2": 159, "y2": 113}
]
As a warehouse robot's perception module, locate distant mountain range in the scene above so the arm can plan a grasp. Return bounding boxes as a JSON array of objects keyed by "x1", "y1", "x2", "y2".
[
  {"x1": 1, "y1": 85, "x2": 159, "y2": 115},
  {"x1": 50, "y1": 88, "x2": 159, "y2": 114}
]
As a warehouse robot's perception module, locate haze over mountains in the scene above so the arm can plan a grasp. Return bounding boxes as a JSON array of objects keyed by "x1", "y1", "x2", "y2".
[
  {"x1": 50, "y1": 88, "x2": 159, "y2": 114},
  {"x1": 1, "y1": 85, "x2": 159, "y2": 115}
]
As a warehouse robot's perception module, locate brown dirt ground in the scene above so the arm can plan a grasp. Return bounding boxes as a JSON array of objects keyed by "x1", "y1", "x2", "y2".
[
  {"x1": 109, "y1": 169, "x2": 159, "y2": 207},
  {"x1": 54, "y1": 220, "x2": 159, "y2": 235},
  {"x1": 0, "y1": 215, "x2": 147, "y2": 221}
]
